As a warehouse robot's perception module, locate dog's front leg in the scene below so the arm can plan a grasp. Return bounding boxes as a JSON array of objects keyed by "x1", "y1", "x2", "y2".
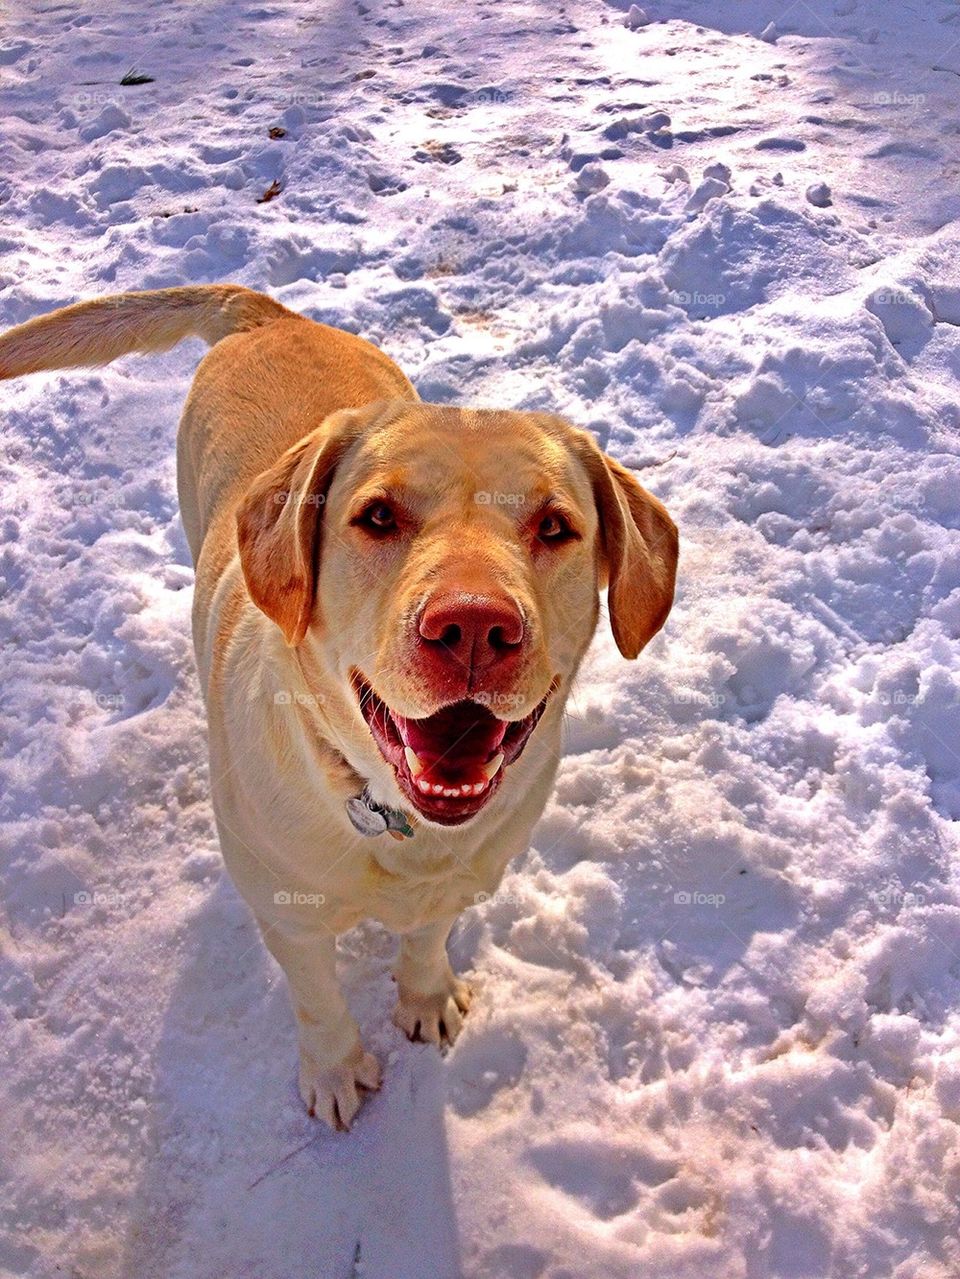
[
  {"x1": 392, "y1": 917, "x2": 472, "y2": 1048},
  {"x1": 260, "y1": 921, "x2": 380, "y2": 1129}
]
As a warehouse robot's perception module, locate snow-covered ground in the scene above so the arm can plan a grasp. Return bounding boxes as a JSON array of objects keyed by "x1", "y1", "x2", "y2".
[{"x1": 2, "y1": 0, "x2": 960, "y2": 1275}]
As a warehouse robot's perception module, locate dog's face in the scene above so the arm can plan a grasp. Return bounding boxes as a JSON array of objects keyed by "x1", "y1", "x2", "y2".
[{"x1": 237, "y1": 401, "x2": 677, "y2": 827}]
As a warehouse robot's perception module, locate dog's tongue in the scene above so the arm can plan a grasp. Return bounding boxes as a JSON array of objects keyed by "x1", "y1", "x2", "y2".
[{"x1": 394, "y1": 700, "x2": 508, "y2": 769}]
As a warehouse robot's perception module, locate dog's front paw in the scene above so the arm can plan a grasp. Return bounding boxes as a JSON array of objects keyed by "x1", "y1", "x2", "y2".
[
  {"x1": 393, "y1": 974, "x2": 472, "y2": 1048},
  {"x1": 299, "y1": 1040, "x2": 381, "y2": 1130}
]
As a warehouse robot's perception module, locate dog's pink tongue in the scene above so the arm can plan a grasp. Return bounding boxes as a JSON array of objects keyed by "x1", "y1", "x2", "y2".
[{"x1": 394, "y1": 702, "x2": 508, "y2": 766}]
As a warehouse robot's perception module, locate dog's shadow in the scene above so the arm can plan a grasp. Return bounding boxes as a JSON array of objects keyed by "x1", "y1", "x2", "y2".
[{"x1": 120, "y1": 877, "x2": 462, "y2": 1279}]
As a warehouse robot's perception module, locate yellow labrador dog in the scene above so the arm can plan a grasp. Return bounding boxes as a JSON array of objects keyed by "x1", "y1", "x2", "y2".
[{"x1": 0, "y1": 286, "x2": 677, "y2": 1129}]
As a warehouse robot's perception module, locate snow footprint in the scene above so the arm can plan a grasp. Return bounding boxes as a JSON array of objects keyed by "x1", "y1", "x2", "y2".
[
  {"x1": 475, "y1": 1244, "x2": 549, "y2": 1279},
  {"x1": 447, "y1": 1027, "x2": 527, "y2": 1117},
  {"x1": 527, "y1": 1132, "x2": 678, "y2": 1221},
  {"x1": 0, "y1": 39, "x2": 33, "y2": 65},
  {"x1": 413, "y1": 140, "x2": 462, "y2": 165},
  {"x1": 368, "y1": 168, "x2": 408, "y2": 195}
]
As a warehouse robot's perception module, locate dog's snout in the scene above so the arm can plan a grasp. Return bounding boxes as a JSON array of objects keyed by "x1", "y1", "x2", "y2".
[{"x1": 418, "y1": 591, "x2": 525, "y2": 675}]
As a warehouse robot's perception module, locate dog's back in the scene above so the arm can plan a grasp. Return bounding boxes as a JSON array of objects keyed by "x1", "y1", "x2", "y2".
[{"x1": 0, "y1": 285, "x2": 418, "y2": 564}]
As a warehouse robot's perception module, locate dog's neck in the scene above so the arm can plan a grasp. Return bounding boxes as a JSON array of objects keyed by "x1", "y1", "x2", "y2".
[{"x1": 288, "y1": 639, "x2": 417, "y2": 838}]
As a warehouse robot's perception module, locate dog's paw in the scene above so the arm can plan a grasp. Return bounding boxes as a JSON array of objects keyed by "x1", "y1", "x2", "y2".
[
  {"x1": 299, "y1": 1041, "x2": 381, "y2": 1131},
  {"x1": 393, "y1": 975, "x2": 472, "y2": 1049}
]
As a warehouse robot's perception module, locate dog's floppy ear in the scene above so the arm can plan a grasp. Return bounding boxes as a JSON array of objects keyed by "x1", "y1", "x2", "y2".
[
  {"x1": 236, "y1": 409, "x2": 366, "y2": 646},
  {"x1": 576, "y1": 436, "x2": 678, "y2": 659}
]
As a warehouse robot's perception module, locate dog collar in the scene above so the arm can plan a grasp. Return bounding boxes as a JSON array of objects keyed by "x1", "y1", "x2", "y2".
[{"x1": 345, "y1": 786, "x2": 416, "y2": 840}]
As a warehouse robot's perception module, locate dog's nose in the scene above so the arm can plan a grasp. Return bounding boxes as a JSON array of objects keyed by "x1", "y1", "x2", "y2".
[{"x1": 418, "y1": 592, "x2": 525, "y2": 674}]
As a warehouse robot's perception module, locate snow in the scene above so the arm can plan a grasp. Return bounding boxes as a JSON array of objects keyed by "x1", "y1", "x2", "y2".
[{"x1": 2, "y1": 0, "x2": 960, "y2": 1276}]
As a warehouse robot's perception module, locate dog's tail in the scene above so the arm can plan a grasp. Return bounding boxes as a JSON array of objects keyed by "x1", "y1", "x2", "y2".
[{"x1": 0, "y1": 285, "x2": 294, "y2": 381}]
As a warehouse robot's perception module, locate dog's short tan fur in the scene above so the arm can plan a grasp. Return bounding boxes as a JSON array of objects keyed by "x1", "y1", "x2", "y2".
[{"x1": 0, "y1": 286, "x2": 677, "y2": 1129}]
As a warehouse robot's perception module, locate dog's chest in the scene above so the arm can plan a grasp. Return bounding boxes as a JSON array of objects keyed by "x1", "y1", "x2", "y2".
[{"x1": 350, "y1": 838, "x2": 496, "y2": 933}]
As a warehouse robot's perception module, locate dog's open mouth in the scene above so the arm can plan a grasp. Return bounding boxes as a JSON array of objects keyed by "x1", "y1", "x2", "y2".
[{"x1": 351, "y1": 672, "x2": 550, "y2": 826}]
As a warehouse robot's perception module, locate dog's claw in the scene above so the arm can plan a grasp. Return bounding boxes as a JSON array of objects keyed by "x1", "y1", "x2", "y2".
[
  {"x1": 393, "y1": 976, "x2": 472, "y2": 1049},
  {"x1": 299, "y1": 1042, "x2": 381, "y2": 1130}
]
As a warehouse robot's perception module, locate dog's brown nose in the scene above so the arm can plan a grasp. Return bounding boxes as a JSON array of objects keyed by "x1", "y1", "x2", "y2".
[{"x1": 418, "y1": 592, "x2": 525, "y2": 675}]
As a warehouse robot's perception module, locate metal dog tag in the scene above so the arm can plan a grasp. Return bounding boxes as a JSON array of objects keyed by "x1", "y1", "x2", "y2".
[{"x1": 346, "y1": 787, "x2": 415, "y2": 839}]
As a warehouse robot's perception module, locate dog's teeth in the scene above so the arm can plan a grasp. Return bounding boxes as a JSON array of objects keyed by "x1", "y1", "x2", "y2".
[
  {"x1": 481, "y1": 752, "x2": 504, "y2": 782},
  {"x1": 413, "y1": 769, "x2": 499, "y2": 801}
]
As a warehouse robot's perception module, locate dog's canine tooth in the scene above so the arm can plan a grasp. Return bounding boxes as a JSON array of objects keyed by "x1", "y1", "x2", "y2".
[
  {"x1": 404, "y1": 746, "x2": 425, "y2": 776},
  {"x1": 481, "y1": 752, "x2": 504, "y2": 782}
]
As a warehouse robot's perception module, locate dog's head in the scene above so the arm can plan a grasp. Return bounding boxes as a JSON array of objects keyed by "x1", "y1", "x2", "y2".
[{"x1": 237, "y1": 401, "x2": 677, "y2": 827}]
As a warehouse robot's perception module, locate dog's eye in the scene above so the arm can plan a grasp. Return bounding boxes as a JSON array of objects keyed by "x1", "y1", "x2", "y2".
[
  {"x1": 536, "y1": 512, "x2": 576, "y2": 544},
  {"x1": 355, "y1": 501, "x2": 397, "y2": 534}
]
